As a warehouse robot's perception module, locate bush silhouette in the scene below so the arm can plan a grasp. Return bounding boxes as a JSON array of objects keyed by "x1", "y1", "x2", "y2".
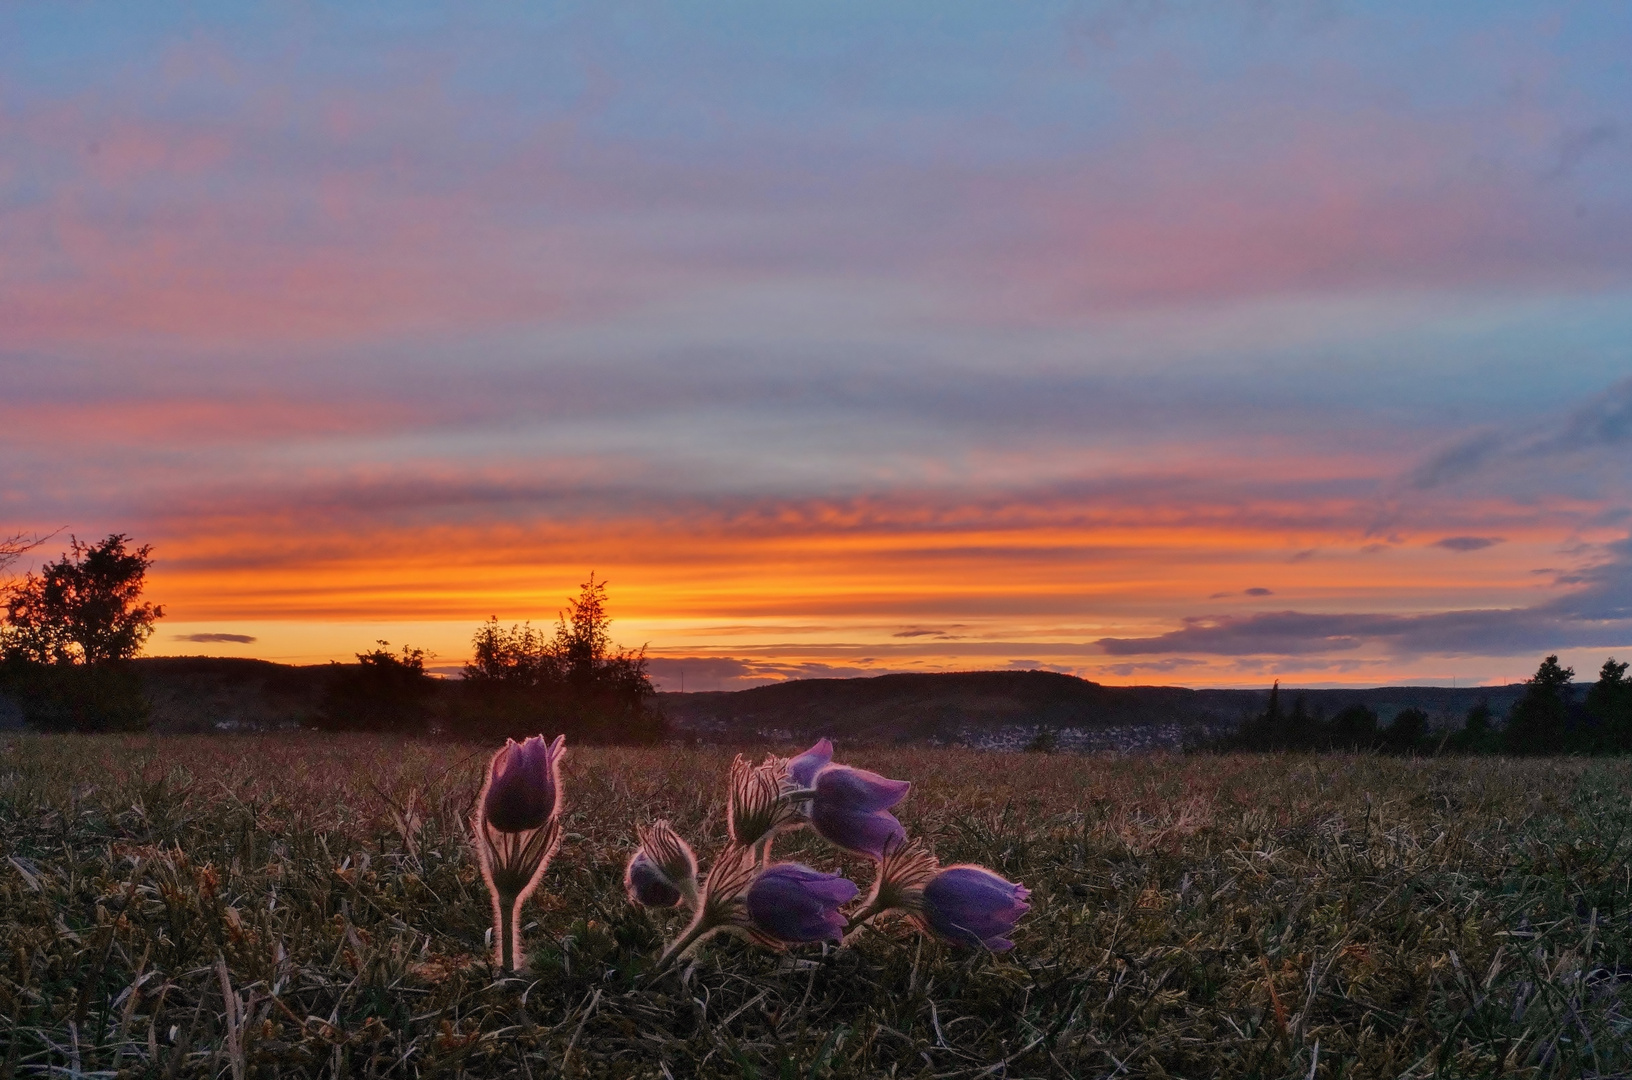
[
  {"x1": 455, "y1": 575, "x2": 665, "y2": 744},
  {"x1": 315, "y1": 643, "x2": 438, "y2": 733},
  {"x1": 1382, "y1": 707, "x2": 1429, "y2": 753}
]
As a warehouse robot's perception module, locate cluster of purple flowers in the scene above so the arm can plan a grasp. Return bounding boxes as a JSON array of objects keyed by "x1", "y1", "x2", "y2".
[
  {"x1": 470, "y1": 734, "x2": 1029, "y2": 974},
  {"x1": 625, "y1": 738, "x2": 1030, "y2": 965}
]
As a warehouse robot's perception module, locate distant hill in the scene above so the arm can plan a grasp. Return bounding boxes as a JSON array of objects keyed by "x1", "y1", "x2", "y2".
[
  {"x1": 0, "y1": 658, "x2": 1528, "y2": 749},
  {"x1": 135, "y1": 656, "x2": 334, "y2": 731},
  {"x1": 658, "y1": 670, "x2": 1526, "y2": 750}
]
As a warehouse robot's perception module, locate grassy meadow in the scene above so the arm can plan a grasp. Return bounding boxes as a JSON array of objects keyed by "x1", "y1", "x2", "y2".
[{"x1": 2, "y1": 736, "x2": 1630, "y2": 1078}]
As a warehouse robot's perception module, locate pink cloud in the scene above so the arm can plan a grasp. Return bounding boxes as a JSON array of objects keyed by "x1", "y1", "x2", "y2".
[
  {"x1": 956, "y1": 109, "x2": 1626, "y2": 317},
  {"x1": 0, "y1": 396, "x2": 421, "y2": 444},
  {"x1": 0, "y1": 85, "x2": 654, "y2": 346},
  {"x1": 6, "y1": 62, "x2": 1626, "y2": 351}
]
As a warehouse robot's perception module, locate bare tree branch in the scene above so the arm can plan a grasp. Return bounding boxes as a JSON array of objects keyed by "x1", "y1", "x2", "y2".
[{"x1": 0, "y1": 530, "x2": 57, "y2": 582}]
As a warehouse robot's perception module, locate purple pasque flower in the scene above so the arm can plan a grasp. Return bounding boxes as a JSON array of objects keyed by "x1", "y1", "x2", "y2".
[
  {"x1": 918, "y1": 865, "x2": 1030, "y2": 951},
  {"x1": 481, "y1": 735, "x2": 564, "y2": 833},
  {"x1": 625, "y1": 820, "x2": 697, "y2": 909},
  {"x1": 474, "y1": 734, "x2": 567, "y2": 972},
  {"x1": 785, "y1": 738, "x2": 833, "y2": 788},
  {"x1": 745, "y1": 863, "x2": 859, "y2": 944},
  {"x1": 627, "y1": 850, "x2": 682, "y2": 907},
  {"x1": 808, "y1": 764, "x2": 910, "y2": 860}
]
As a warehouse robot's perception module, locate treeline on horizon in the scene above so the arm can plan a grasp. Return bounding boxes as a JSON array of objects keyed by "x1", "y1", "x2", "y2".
[
  {"x1": 0, "y1": 532, "x2": 664, "y2": 742},
  {"x1": 314, "y1": 579, "x2": 665, "y2": 743},
  {"x1": 1224, "y1": 653, "x2": 1632, "y2": 756}
]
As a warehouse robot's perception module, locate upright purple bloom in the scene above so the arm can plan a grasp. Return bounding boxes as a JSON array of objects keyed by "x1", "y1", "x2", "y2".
[
  {"x1": 808, "y1": 764, "x2": 910, "y2": 859},
  {"x1": 482, "y1": 735, "x2": 562, "y2": 832},
  {"x1": 785, "y1": 738, "x2": 833, "y2": 788},
  {"x1": 919, "y1": 866, "x2": 1030, "y2": 951},
  {"x1": 745, "y1": 863, "x2": 859, "y2": 944},
  {"x1": 474, "y1": 734, "x2": 567, "y2": 972}
]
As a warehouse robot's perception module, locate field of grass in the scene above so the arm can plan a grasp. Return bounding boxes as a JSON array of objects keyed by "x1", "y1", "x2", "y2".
[{"x1": 2, "y1": 736, "x2": 1631, "y2": 1078}]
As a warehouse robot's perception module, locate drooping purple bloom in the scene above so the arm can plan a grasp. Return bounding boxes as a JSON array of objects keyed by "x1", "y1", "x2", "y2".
[
  {"x1": 786, "y1": 738, "x2": 833, "y2": 788},
  {"x1": 809, "y1": 764, "x2": 910, "y2": 859},
  {"x1": 626, "y1": 850, "x2": 683, "y2": 907},
  {"x1": 919, "y1": 866, "x2": 1030, "y2": 951},
  {"x1": 481, "y1": 735, "x2": 564, "y2": 833},
  {"x1": 745, "y1": 863, "x2": 859, "y2": 943}
]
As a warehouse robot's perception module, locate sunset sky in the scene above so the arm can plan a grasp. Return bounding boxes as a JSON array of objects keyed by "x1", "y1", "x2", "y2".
[{"x1": 4, "y1": 3, "x2": 1631, "y2": 689}]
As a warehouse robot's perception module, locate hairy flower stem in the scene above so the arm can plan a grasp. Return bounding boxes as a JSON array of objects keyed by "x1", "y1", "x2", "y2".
[
  {"x1": 843, "y1": 897, "x2": 889, "y2": 935},
  {"x1": 652, "y1": 916, "x2": 719, "y2": 976},
  {"x1": 649, "y1": 844, "x2": 762, "y2": 978},
  {"x1": 495, "y1": 890, "x2": 520, "y2": 972}
]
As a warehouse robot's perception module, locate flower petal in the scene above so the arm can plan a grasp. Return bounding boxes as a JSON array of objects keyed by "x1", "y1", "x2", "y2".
[
  {"x1": 481, "y1": 734, "x2": 562, "y2": 833},
  {"x1": 921, "y1": 866, "x2": 1029, "y2": 951},
  {"x1": 786, "y1": 738, "x2": 834, "y2": 787},
  {"x1": 810, "y1": 805, "x2": 906, "y2": 860},
  {"x1": 745, "y1": 863, "x2": 859, "y2": 943},
  {"x1": 813, "y1": 765, "x2": 910, "y2": 813},
  {"x1": 625, "y1": 850, "x2": 682, "y2": 907}
]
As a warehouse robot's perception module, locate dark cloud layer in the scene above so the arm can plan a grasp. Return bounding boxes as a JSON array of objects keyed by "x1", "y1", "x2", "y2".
[
  {"x1": 1432, "y1": 536, "x2": 1503, "y2": 552},
  {"x1": 1408, "y1": 378, "x2": 1632, "y2": 493}
]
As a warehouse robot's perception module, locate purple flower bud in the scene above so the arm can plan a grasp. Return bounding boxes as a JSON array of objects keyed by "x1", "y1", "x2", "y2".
[
  {"x1": 626, "y1": 850, "x2": 683, "y2": 907},
  {"x1": 728, "y1": 754, "x2": 798, "y2": 848},
  {"x1": 786, "y1": 738, "x2": 833, "y2": 788},
  {"x1": 809, "y1": 765, "x2": 910, "y2": 859},
  {"x1": 625, "y1": 820, "x2": 697, "y2": 908},
  {"x1": 745, "y1": 863, "x2": 859, "y2": 944},
  {"x1": 481, "y1": 735, "x2": 564, "y2": 833},
  {"x1": 919, "y1": 866, "x2": 1030, "y2": 951}
]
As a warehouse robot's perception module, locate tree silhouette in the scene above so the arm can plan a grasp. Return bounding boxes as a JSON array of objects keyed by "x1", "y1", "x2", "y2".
[
  {"x1": 0, "y1": 532, "x2": 48, "y2": 583},
  {"x1": 1327, "y1": 703, "x2": 1379, "y2": 750},
  {"x1": 1503, "y1": 654, "x2": 1574, "y2": 755},
  {"x1": 1445, "y1": 700, "x2": 1498, "y2": 754},
  {"x1": 1586, "y1": 657, "x2": 1632, "y2": 753},
  {"x1": 556, "y1": 574, "x2": 615, "y2": 688},
  {"x1": 1284, "y1": 693, "x2": 1313, "y2": 749},
  {"x1": 0, "y1": 534, "x2": 161, "y2": 731},
  {"x1": 1382, "y1": 707, "x2": 1429, "y2": 753},
  {"x1": 466, "y1": 619, "x2": 555, "y2": 688},
  {"x1": 1230, "y1": 681, "x2": 1325, "y2": 751},
  {"x1": 2, "y1": 534, "x2": 163, "y2": 665}
]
